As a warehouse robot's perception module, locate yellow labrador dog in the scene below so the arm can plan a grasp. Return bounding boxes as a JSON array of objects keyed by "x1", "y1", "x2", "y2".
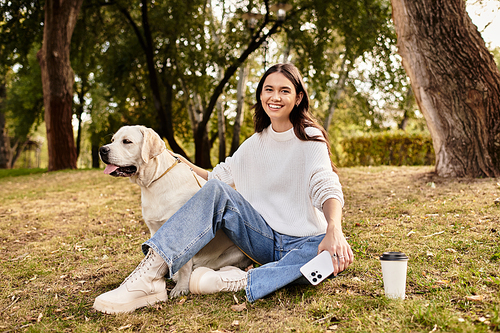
[{"x1": 99, "y1": 125, "x2": 252, "y2": 297}]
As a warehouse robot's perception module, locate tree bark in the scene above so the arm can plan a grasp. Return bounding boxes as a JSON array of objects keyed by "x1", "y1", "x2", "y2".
[
  {"x1": 391, "y1": 0, "x2": 500, "y2": 177},
  {"x1": 323, "y1": 57, "x2": 348, "y2": 131},
  {"x1": 0, "y1": 81, "x2": 12, "y2": 169},
  {"x1": 230, "y1": 64, "x2": 249, "y2": 156},
  {"x1": 37, "y1": 0, "x2": 83, "y2": 171}
]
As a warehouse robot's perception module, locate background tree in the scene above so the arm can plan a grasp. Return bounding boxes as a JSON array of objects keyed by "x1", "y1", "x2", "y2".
[
  {"x1": 3, "y1": 48, "x2": 44, "y2": 168},
  {"x1": 0, "y1": 0, "x2": 44, "y2": 168},
  {"x1": 391, "y1": 0, "x2": 500, "y2": 177},
  {"x1": 37, "y1": 0, "x2": 84, "y2": 171}
]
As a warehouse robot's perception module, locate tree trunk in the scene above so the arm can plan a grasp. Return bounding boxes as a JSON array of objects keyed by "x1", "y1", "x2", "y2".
[
  {"x1": 391, "y1": 0, "x2": 500, "y2": 177},
  {"x1": 398, "y1": 88, "x2": 414, "y2": 131},
  {"x1": 37, "y1": 0, "x2": 83, "y2": 171},
  {"x1": 230, "y1": 64, "x2": 249, "y2": 156},
  {"x1": 0, "y1": 82, "x2": 12, "y2": 169},
  {"x1": 216, "y1": 67, "x2": 226, "y2": 163},
  {"x1": 323, "y1": 58, "x2": 348, "y2": 131}
]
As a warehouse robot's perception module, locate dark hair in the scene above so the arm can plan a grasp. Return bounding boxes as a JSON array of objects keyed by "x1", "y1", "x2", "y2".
[{"x1": 252, "y1": 63, "x2": 337, "y2": 172}]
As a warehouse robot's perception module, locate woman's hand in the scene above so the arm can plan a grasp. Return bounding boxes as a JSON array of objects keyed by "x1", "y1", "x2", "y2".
[
  {"x1": 319, "y1": 198, "x2": 354, "y2": 276},
  {"x1": 318, "y1": 229, "x2": 354, "y2": 276}
]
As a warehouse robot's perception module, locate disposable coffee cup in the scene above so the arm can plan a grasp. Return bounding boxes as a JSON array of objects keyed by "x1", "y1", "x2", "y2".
[{"x1": 379, "y1": 252, "x2": 408, "y2": 300}]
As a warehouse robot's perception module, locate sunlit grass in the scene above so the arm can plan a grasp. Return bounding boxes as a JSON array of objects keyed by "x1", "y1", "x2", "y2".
[{"x1": 1, "y1": 166, "x2": 499, "y2": 332}]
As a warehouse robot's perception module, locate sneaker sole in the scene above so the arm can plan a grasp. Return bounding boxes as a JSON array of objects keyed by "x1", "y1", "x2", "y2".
[
  {"x1": 189, "y1": 267, "x2": 213, "y2": 294},
  {"x1": 93, "y1": 289, "x2": 169, "y2": 314}
]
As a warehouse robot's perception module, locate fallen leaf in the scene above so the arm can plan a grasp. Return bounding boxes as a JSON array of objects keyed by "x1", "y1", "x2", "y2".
[
  {"x1": 37, "y1": 313, "x2": 43, "y2": 322},
  {"x1": 445, "y1": 248, "x2": 457, "y2": 253},
  {"x1": 231, "y1": 320, "x2": 240, "y2": 327},
  {"x1": 178, "y1": 297, "x2": 187, "y2": 305},
  {"x1": 118, "y1": 324, "x2": 132, "y2": 330},
  {"x1": 231, "y1": 303, "x2": 247, "y2": 312},
  {"x1": 466, "y1": 295, "x2": 484, "y2": 302},
  {"x1": 423, "y1": 231, "x2": 444, "y2": 238},
  {"x1": 435, "y1": 280, "x2": 450, "y2": 285}
]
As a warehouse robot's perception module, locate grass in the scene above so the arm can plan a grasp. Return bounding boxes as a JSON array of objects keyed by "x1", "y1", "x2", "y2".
[{"x1": 0, "y1": 166, "x2": 499, "y2": 332}]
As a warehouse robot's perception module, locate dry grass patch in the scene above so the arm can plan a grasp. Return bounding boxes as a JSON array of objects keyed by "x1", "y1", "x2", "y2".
[{"x1": 1, "y1": 166, "x2": 499, "y2": 332}]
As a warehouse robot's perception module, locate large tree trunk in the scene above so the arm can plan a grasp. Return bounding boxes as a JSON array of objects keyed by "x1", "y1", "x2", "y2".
[
  {"x1": 37, "y1": 0, "x2": 83, "y2": 171},
  {"x1": 391, "y1": 0, "x2": 500, "y2": 177}
]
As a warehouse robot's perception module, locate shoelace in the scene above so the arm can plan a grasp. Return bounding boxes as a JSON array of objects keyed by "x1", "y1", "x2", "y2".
[
  {"x1": 223, "y1": 276, "x2": 247, "y2": 292},
  {"x1": 120, "y1": 250, "x2": 154, "y2": 286}
]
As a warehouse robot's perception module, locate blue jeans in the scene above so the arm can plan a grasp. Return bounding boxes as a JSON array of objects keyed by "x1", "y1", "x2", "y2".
[{"x1": 143, "y1": 179, "x2": 326, "y2": 302}]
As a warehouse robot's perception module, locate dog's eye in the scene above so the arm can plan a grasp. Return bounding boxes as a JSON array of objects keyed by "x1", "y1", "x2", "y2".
[{"x1": 122, "y1": 139, "x2": 132, "y2": 144}]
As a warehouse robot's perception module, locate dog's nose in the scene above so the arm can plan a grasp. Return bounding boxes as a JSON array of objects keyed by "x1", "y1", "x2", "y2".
[{"x1": 99, "y1": 146, "x2": 110, "y2": 156}]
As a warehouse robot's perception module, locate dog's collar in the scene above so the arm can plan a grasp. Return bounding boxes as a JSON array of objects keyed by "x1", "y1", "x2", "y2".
[
  {"x1": 149, "y1": 156, "x2": 203, "y2": 188},
  {"x1": 150, "y1": 157, "x2": 181, "y2": 186}
]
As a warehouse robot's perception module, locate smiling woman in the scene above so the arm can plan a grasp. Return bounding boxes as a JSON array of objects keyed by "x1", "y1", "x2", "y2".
[{"x1": 259, "y1": 72, "x2": 303, "y2": 132}]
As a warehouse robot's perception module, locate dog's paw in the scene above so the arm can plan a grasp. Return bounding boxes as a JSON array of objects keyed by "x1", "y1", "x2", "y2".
[{"x1": 170, "y1": 286, "x2": 189, "y2": 298}]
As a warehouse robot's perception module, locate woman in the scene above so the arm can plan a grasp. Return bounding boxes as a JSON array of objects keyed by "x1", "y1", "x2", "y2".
[{"x1": 93, "y1": 63, "x2": 354, "y2": 314}]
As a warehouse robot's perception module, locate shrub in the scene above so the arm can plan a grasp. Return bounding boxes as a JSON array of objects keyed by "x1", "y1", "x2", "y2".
[{"x1": 339, "y1": 131, "x2": 435, "y2": 167}]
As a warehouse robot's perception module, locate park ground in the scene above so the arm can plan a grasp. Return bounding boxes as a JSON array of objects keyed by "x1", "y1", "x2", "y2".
[{"x1": 0, "y1": 166, "x2": 499, "y2": 332}]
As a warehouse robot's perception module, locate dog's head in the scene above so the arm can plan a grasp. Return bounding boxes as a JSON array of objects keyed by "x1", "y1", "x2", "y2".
[{"x1": 99, "y1": 125, "x2": 166, "y2": 180}]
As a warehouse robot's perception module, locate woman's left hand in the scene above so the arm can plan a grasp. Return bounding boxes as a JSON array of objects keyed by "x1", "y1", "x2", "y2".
[
  {"x1": 319, "y1": 198, "x2": 354, "y2": 276},
  {"x1": 317, "y1": 230, "x2": 354, "y2": 276}
]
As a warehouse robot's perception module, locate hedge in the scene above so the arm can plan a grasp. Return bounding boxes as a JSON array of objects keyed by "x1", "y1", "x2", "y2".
[{"x1": 339, "y1": 131, "x2": 435, "y2": 167}]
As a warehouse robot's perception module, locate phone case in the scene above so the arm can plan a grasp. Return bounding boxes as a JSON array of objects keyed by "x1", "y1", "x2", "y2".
[{"x1": 300, "y1": 251, "x2": 335, "y2": 285}]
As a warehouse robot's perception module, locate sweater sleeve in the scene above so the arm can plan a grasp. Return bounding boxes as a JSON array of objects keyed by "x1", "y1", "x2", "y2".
[
  {"x1": 207, "y1": 155, "x2": 236, "y2": 187},
  {"x1": 306, "y1": 130, "x2": 344, "y2": 210}
]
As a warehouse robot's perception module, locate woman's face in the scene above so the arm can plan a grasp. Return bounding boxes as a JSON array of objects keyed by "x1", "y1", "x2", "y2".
[{"x1": 260, "y1": 72, "x2": 303, "y2": 132}]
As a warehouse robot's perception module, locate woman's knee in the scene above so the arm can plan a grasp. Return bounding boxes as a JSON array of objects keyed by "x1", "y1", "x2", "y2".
[{"x1": 204, "y1": 179, "x2": 231, "y2": 195}]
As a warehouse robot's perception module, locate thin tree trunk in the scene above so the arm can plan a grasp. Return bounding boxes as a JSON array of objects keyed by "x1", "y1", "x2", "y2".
[
  {"x1": 323, "y1": 58, "x2": 348, "y2": 131},
  {"x1": 0, "y1": 82, "x2": 11, "y2": 169},
  {"x1": 398, "y1": 88, "x2": 414, "y2": 131},
  {"x1": 391, "y1": 0, "x2": 500, "y2": 177},
  {"x1": 230, "y1": 64, "x2": 249, "y2": 155},
  {"x1": 216, "y1": 66, "x2": 227, "y2": 162},
  {"x1": 37, "y1": 0, "x2": 83, "y2": 171}
]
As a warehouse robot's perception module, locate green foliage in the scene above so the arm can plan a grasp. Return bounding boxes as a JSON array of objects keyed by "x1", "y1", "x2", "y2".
[
  {"x1": 2, "y1": 0, "x2": 421, "y2": 168},
  {"x1": 4, "y1": 45, "x2": 44, "y2": 143},
  {"x1": 0, "y1": 0, "x2": 44, "y2": 72},
  {"x1": 340, "y1": 130, "x2": 435, "y2": 166},
  {"x1": 491, "y1": 46, "x2": 500, "y2": 71}
]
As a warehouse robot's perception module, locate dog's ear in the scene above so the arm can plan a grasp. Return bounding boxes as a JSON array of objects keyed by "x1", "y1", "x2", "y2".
[{"x1": 140, "y1": 127, "x2": 166, "y2": 163}]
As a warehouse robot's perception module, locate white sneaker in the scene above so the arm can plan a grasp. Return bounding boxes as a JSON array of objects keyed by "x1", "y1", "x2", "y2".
[
  {"x1": 189, "y1": 266, "x2": 247, "y2": 294},
  {"x1": 93, "y1": 249, "x2": 168, "y2": 314}
]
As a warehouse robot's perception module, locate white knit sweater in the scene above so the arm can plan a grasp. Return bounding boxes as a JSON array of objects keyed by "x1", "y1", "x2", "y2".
[{"x1": 208, "y1": 125, "x2": 344, "y2": 237}]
